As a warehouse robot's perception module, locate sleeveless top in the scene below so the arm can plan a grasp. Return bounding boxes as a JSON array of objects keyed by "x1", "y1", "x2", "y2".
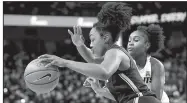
[
  {"x1": 105, "y1": 45, "x2": 156, "y2": 103},
  {"x1": 139, "y1": 56, "x2": 170, "y2": 103}
]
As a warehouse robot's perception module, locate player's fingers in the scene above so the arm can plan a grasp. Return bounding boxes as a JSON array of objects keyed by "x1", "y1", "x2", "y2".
[
  {"x1": 38, "y1": 58, "x2": 53, "y2": 63},
  {"x1": 78, "y1": 26, "x2": 82, "y2": 35},
  {"x1": 76, "y1": 25, "x2": 79, "y2": 35},
  {"x1": 84, "y1": 79, "x2": 91, "y2": 87},
  {"x1": 83, "y1": 84, "x2": 91, "y2": 87},
  {"x1": 83, "y1": 81, "x2": 90, "y2": 86},
  {"x1": 45, "y1": 61, "x2": 56, "y2": 68},
  {"x1": 73, "y1": 26, "x2": 77, "y2": 34},
  {"x1": 83, "y1": 80, "x2": 91, "y2": 87},
  {"x1": 87, "y1": 77, "x2": 95, "y2": 83},
  {"x1": 84, "y1": 78, "x2": 92, "y2": 83},
  {"x1": 75, "y1": 26, "x2": 79, "y2": 35},
  {"x1": 68, "y1": 29, "x2": 74, "y2": 36},
  {"x1": 88, "y1": 78, "x2": 98, "y2": 85},
  {"x1": 45, "y1": 63, "x2": 52, "y2": 68},
  {"x1": 81, "y1": 35, "x2": 85, "y2": 42},
  {"x1": 77, "y1": 26, "x2": 82, "y2": 35},
  {"x1": 38, "y1": 54, "x2": 50, "y2": 59}
]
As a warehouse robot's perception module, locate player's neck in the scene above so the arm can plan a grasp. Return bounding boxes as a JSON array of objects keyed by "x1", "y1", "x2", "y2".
[
  {"x1": 134, "y1": 53, "x2": 148, "y2": 69},
  {"x1": 106, "y1": 42, "x2": 115, "y2": 49},
  {"x1": 102, "y1": 43, "x2": 113, "y2": 56}
]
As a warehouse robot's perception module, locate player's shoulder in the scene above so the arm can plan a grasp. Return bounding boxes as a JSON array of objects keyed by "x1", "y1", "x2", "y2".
[
  {"x1": 150, "y1": 57, "x2": 163, "y2": 67},
  {"x1": 150, "y1": 57, "x2": 165, "y2": 72},
  {"x1": 106, "y1": 47, "x2": 125, "y2": 56},
  {"x1": 105, "y1": 47, "x2": 128, "y2": 59}
]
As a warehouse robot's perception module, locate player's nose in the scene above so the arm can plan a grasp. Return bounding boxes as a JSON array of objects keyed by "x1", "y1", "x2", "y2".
[
  {"x1": 90, "y1": 43, "x2": 93, "y2": 48},
  {"x1": 128, "y1": 42, "x2": 134, "y2": 47}
]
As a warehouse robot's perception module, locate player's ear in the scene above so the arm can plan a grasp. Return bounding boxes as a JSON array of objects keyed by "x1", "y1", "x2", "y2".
[
  {"x1": 145, "y1": 42, "x2": 150, "y2": 50},
  {"x1": 102, "y1": 32, "x2": 111, "y2": 44}
]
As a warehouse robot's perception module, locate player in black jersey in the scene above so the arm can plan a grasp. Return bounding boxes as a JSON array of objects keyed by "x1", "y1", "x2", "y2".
[{"x1": 38, "y1": 2, "x2": 161, "y2": 103}]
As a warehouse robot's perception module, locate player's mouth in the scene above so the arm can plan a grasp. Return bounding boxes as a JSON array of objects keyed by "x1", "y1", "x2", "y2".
[{"x1": 128, "y1": 47, "x2": 133, "y2": 51}]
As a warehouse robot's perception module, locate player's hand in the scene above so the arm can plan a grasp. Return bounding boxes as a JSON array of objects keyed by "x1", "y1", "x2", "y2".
[
  {"x1": 83, "y1": 77, "x2": 91, "y2": 87},
  {"x1": 83, "y1": 77, "x2": 101, "y2": 89},
  {"x1": 68, "y1": 26, "x2": 85, "y2": 47},
  {"x1": 38, "y1": 54, "x2": 68, "y2": 68}
]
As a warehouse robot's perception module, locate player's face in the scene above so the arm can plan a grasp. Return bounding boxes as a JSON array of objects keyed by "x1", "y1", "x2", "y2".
[
  {"x1": 89, "y1": 28, "x2": 106, "y2": 56},
  {"x1": 127, "y1": 31, "x2": 149, "y2": 57}
]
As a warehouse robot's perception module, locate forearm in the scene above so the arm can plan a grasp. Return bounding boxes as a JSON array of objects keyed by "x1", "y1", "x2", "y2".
[
  {"x1": 76, "y1": 44, "x2": 95, "y2": 63},
  {"x1": 151, "y1": 61, "x2": 165, "y2": 100},
  {"x1": 65, "y1": 60, "x2": 108, "y2": 81},
  {"x1": 94, "y1": 87, "x2": 116, "y2": 101},
  {"x1": 151, "y1": 84, "x2": 163, "y2": 100}
]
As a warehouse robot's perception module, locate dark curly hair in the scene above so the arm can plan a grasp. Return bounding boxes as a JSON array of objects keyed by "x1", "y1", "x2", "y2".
[
  {"x1": 137, "y1": 24, "x2": 165, "y2": 54},
  {"x1": 93, "y1": 2, "x2": 132, "y2": 42}
]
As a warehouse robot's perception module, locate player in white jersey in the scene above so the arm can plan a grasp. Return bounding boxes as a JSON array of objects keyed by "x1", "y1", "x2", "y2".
[{"x1": 127, "y1": 24, "x2": 170, "y2": 103}]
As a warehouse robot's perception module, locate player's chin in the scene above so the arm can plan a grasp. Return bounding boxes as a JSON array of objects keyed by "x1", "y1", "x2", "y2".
[
  {"x1": 128, "y1": 50, "x2": 133, "y2": 54},
  {"x1": 128, "y1": 51, "x2": 135, "y2": 57}
]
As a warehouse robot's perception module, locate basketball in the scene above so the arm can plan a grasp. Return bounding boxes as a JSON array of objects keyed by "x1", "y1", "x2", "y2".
[{"x1": 24, "y1": 59, "x2": 60, "y2": 94}]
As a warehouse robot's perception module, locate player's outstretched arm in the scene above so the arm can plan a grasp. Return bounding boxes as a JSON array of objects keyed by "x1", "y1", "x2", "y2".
[
  {"x1": 38, "y1": 49, "x2": 122, "y2": 81},
  {"x1": 85, "y1": 77, "x2": 116, "y2": 101},
  {"x1": 68, "y1": 26, "x2": 103, "y2": 64},
  {"x1": 64, "y1": 49, "x2": 122, "y2": 81},
  {"x1": 151, "y1": 58, "x2": 165, "y2": 100}
]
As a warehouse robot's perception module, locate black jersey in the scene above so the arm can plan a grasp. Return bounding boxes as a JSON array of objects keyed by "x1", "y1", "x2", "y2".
[{"x1": 105, "y1": 45, "x2": 156, "y2": 103}]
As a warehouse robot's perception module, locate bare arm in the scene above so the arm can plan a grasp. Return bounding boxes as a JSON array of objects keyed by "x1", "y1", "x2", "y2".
[
  {"x1": 38, "y1": 49, "x2": 128, "y2": 81},
  {"x1": 64, "y1": 49, "x2": 122, "y2": 81},
  {"x1": 151, "y1": 58, "x2": 165, "y2": 100}
]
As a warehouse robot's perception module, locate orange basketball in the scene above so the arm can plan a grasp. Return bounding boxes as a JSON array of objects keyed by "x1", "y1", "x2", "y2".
[{"x1": 24, "y1": 59, "x2": 60, "y2": 94}]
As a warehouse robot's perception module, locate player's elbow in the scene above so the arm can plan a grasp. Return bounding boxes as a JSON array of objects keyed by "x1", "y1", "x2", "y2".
[
  {"x1": 103, "y1": 72, "x2": 113, "y2": 81},
  {"x1": 99, "y1": 73, "x2": 109, "y2": 81},
  {"x1": 97, "y1": 66, "x2": 110, "y2": 81},
  {"x1": 151, "y1": 85, "x2": 162, "y2": 100}
]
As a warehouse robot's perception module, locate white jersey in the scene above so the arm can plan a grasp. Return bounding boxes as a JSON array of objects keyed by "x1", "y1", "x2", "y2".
[{"x1": 138, "y1": 56, "x2": 170, "y2": 103}]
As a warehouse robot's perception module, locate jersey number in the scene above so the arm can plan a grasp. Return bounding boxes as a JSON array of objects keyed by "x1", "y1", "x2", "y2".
[{"x1": 144, "y1": 77, "x2": 152, "y2": 83}]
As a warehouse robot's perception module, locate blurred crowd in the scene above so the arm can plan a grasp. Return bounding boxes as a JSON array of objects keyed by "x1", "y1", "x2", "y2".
[
  {"x1": 3, "y1": 28, "x2": 186, "y2": 103},
  {"x1": 3, "y1": 2, "x2": 186, "y2": 16},
  {"x1": 3, "y1": 1, "x2": 187, "y2": 103}
]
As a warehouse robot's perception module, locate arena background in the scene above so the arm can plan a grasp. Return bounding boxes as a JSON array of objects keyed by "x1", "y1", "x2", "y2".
[{"x1": 3, "y1": 1, "x2": 186, "y2": 103}]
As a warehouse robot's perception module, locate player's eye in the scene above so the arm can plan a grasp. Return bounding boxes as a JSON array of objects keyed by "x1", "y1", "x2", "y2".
[
  {"x1": 134, "y1": 38, "x2": 139, "y2": 42},
  {"x1": 91, "y1": 39, "x2": 95, "y2": 42},
  {"x1": 134, "y1": 39, "x2": 139, "y2": 42}
]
